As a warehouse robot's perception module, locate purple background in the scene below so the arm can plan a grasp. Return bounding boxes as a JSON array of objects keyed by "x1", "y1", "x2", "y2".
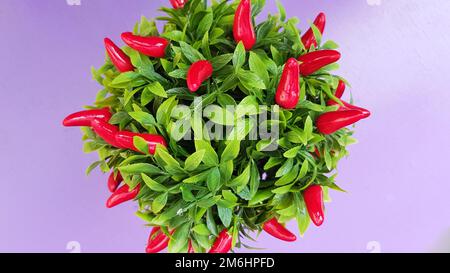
[{"x1": 1, "y1": 0, "x2": 449, "y2": 253}]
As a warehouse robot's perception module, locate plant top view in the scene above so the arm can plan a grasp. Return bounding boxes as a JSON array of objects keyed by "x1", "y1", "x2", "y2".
[{"x1": 63, "y1": 0, "x2": 370, "y2": 253}]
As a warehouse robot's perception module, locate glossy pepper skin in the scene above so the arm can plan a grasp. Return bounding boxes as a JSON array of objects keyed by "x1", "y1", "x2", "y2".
[
  {"x1": 106, "y1": 184, "x2": 140, "y2": 208},
  {"x1": 298, "y1": 50, "x2": 341, "y2": 76},
  {"x1": 104, "y1": 38, "x2": 134, "y2": 73},
  {"x1": 186, "y1": 60, "x2": 213, "y2": 92},
  {"x1": 170, "y1": 0, "x2": 187, "y2": 9},
  {"x1": 275, "y1": 58, "x2": 300, "y2": 109},
  {"x1": 303, "y1": 185, "x2": 325, "y2": 226},
  {"x1": 146, "y1": 227, "x2": 171, "y2": 253},
  {"x1": 62, "y1": 108, "x2": 111, "y2": 127},
  {"x1": 121, "y1": 32, "x2": 168, "y2": 58},
  {"x1": 209, "y1": 229, "x2": 232, "y2": 253},
  {"x1": 188, "y1": 240, "x2": 195, "y2": 253},
  {"x1": 263, "y1": 218, "x2": 297, "y2": 242},
  {"x1": 91, "y1": 119, "x2": 120, "y2": 147},
  {"x1": 327, "y1": 99, "x2": 371, "y2": 119},
  {"x1": 334, "y1": 80, "x2": 346, "y2": 99},
  {"x1": 108, "y1": 171, "x2": 123, "y2": 193},
  {"x1": 115, "y1": 131, "x2": 167, "y2": 155},
  {"x1": 301, "y1": 12, "x2": 326, "y2": 49},
  {"x1": 233, "y1": 0, "x2": 256, "y2": 51},
  {"x1": 316, "y1": 109, "x2": 368, "y2": 135}
]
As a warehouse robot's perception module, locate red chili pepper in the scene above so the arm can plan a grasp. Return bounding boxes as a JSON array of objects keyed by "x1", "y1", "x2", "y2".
[
  {"x1": 62, "y1": 108, "x2": 111, "y2": 127},
  {"x1": 263, "y1": 218, "x2": 297, "y2": 242},
  {"x1": 209, "y1": 229, "x2": 232, "y2": 253},
  {"x1": 104, "y1": 38, "x2": 134, "y2": 73},
  {"x1": 326, "y1": 99, "x2": 371, "y2": 119},
  {"x1": 334, "y1": 80, "x2": 346, "y2": 99},
  {"x1": 233, "y1": 0, "x2": 256, "y2": 51},
  {"x1": 188, "y1": 240, "x2": 195, "y2": 253},
  {"x1": 186, "y1": 60, "x2": 213, "y2": 92},
  {"x1": 303, "y1": 185, "x2": 325, "y2": 226},
  {"x1": 170, "y1": 0, "x2": 187, "y2": 9},
  {"x1": 298, "y1": 50, "x2": 341, "y2": 76},
  {"x1": 91, "y1": 119, "x2": 120, "y2": 147},
  {"x1": 115, "y1": 131, "x2": 167, "y2": 155},
  {"x1": 145, "y1": 227, "x2": 171, "y2": 253},
  {"x1": 275, "y1": 58, "x2": 300, "y2": 109},
  {"x1": 314, "y1": 147, "x2": 321, "y2": 158},
  {"x1": 107, "y1": 171, "x2": 123, "y2": 193},
  {"x1": 316, "y1": 109, "x2": 368, "y2": 135},
  {"x1": 301, "y1": 12, "x2": 326, "y2": 49},
  {"x1": 121, "y1": 32, "x2": 168, "y2": 58},
  {"x1": 106, "y1": 184, "x2": 140, "y2": 208}
]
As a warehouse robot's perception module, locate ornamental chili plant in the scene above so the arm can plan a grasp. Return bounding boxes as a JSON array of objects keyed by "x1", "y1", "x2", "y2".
[{"x1": 63, "y1": 0, "x2": 370, "y2": 253}]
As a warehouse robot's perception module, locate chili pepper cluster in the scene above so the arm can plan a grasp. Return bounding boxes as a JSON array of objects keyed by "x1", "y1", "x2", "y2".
[{"x1": 63, "y1": 0, "x2": 370, "y2": 253}]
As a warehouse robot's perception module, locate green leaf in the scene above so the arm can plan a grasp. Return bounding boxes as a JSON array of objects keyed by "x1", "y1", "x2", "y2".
[
  {"x1": 184, "y1": 149, "x2": 205, "y2": 171},
  {"x1": 211, "y1": 53, "x2": 233, "y2": 71},
  {"x1": 272, "y1": 183, "x2": 294, "y2": 194},
  {"x1": 233, "y1": 42, "x2": 246, "y2": 71},
  {"x1": 222, "y1": 190, "x2": 238, "y2": 203},
  {"x1": 128, "y1": 111, "x2": 156, "y2": 127},
  {"x1": 156, "y1": 96, "x2": 177, "y2": 126},
  {"x1": 275, "y1": 163, "x2": 299, "y2": 186},
  {"x1": 275, "y1": 158, "x2": 294, "y2": 177},
  {"x1": 217, "y1": 205, "x2": 232, "y2": 227},
  {"x1": 238, "y1": 69, "x2": 266, "y2": 90},
  {"x1": 152, "y1": 192, "x2": 168, "y2": 213},
  {"x1": 133, "y1": 136, "x2": 149, "y2": 154},
  {"x1": 221, "y1": 141, "x2": 240, "y2": 162},
  {"x1": 298, "y1": 159, "x2": 309, "y2": 179},
  {"x1": 207, "y1": 167, "x2": 221, "y2": 192},
  {"x1": 142, "y1": 174, "x2": 167, "y2": 192},
  {"x1": 197, "y1": 12, "x2": 213, "y2": 38},
  {"x1": 180, "y1": 185, "x2": 196, "y2": 202},
  {"x1": 275, "y1": 0, "x2": 286, "y2": 21},
  {"x1": 283, "y1": 146, "x2": 301, "y2": 158},
  {"x1": 146, "y1": 82, "x2": 167, "y2": 98},
  {"x1": 193, "y1": 224, "x2": 210, "y2": 236},
  {"x1": 228, "y1": 164, "x2": 251, "y2": 188},
  {"x1": 249, "y1": 189, "x2": 274, "y2": 206},
  {"x1": 119, "y1": 163, "x2": 162, "y2": 175},
  {"x1": 249, "y1": 52, "x2": 269, "y2": 86},
  {"x1": 206, "y1": 208, "x2": 218, "y2": 236},
  {"x1": 168, "y1": 222, "x2": 190, "y2": 253},
  {"x1": 198, "y1": 195, "x2": 221, "y2": 208},
  {"x1": 195, "y1": 140, "x2": 219, "y2": 166},
  {"x1": 180, "y1": 41, "x2": 205, "y2": 63},
  {"x1": 183, "y1": 170, "x2": 209, "y2": 184}
]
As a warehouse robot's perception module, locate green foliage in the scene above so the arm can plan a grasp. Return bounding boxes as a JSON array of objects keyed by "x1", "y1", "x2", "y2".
[{"x1": 82, "y1": 0, "x2": 356, "y2": 253}]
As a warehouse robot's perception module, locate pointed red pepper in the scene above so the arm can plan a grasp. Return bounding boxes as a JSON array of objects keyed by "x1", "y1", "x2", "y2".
[
  {"x1": 233, "y1": 0, "x2": 256, "y2": 51},
  {"x1": 186, "y1": 60, "x2": 213, "y2": 92},
  {"x1": 327, "y1": 99, "x2": 371, "y2": 119},
  {"x1": 298, "y1": 50, "x2": 341, "y2": 76},
  {"x1": 316, "y1": 109, "x2": 368, "y2": 135},
  {"x1": 263, "y1": 218, "x2": 297, "y2": 242},
  {"x1": 275, "y1": 58, "x2": 300, "y2": 109},
  {"x1": 334, "y1": 80, "x2": 346, "y2": 98},
  {"x1": 146, "y1": 227, "x2": 172, "y2": 253},
  {"x1": 314, "y1": 147, "x2": 321, "y2": 158},
  {"x1": 209, "y1": 229, "x2": 232, "y2": 253},
  {"x1": 188, "y1": 240, "x2": 195, "y2": 253},
  {"x1": 91, "y1": 119, "x2": 120, "y2": 147},
  {"x1": 301, "y1": 12, "x2": 326, "y2": 49},
  {"x1": 121, "y1": 32, "x2": 168, "y2": 58},
  {"x1": 107, "y1": 171, "x2": 123, "y2": 193},
  {"x1": 62, "y1": 108, "x2": 111, "y2": 127},
  {"x1": 170, "y1": 0, "x2": 187, "y2": 9},
  {"x1": 104, "y1": 38, "x2": 134, "y2": 73},
  {"x1": 115, "y1": 131, "x2": 167, "y2": 155},
  {"x1": 303, "y1": 185, "x2": 325, "y2": 226},
  {"x1": 106, "y1": 184, "x2": 140, "y2": 208}
]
